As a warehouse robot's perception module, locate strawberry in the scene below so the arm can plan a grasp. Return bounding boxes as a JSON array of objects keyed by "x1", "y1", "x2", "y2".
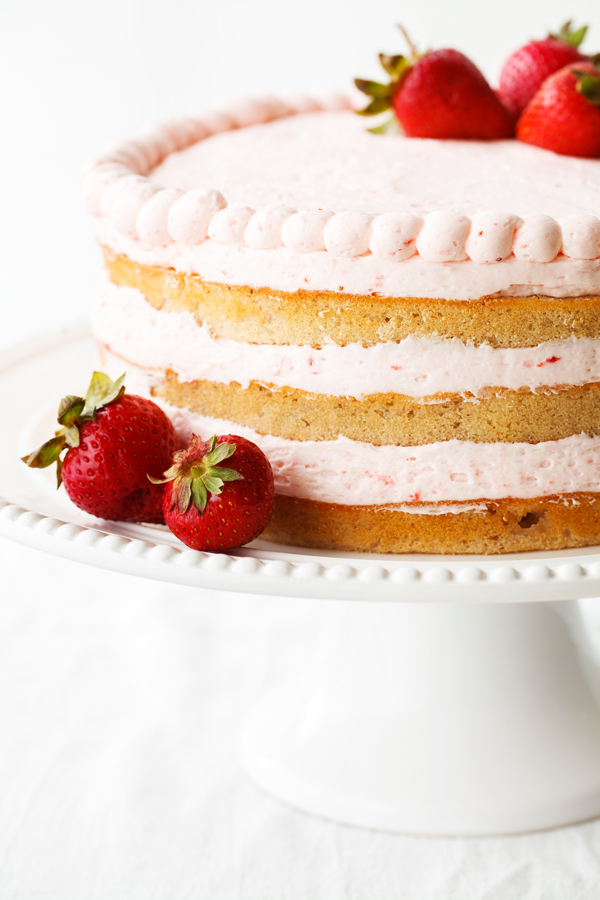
[
  {"x1": 498, "y1": 21, "x2": 588, "y2": 119},
  {"x1": 516, "y1": 61, "x2": 600, "y2": 158},
  {"x1": 153, "y1": 434, "x2": 274, "y2": 551},
  {"x1": 22, "y1": 372, "x2": 178, "y2": 523},
  {"x1": 355, "y1": 28, "x2": 514, "y2": 140}
]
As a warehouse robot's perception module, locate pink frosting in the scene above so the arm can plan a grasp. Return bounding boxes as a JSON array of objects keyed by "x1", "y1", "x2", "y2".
[
  {"x1": 137, "y1": 188, "x2": 182, "y2": 245},
  {"x1": 94, "y1": 278, "x2": 600, "y2": 400},
  {"x1": 99, "y1": 174, "x2": 146, "y2": 218},
  {"x1": 464, "y1": 212, "x2": 521, "y2": 264},
  {"x1": 167, "y1": 189, "x2": 226, "y2": 245},
  {"x1": 561, "y1": 214, "x2": 600, "y2": 260},
  {"x1": 324, "y1": 212, "x2": 373, "y2": 257},
  {"x1": 513, "y1": 215, "x2": 562, "y2": 263},
  {"x1": 281, "y1": 209, "x2": 334, "y2": 252},
  {"x1": 244, "y1": 204, "x2": 296, "y2": 250},
  {"x1": 84, "y1": 103, "x2": 600, "y2": 299},
  {"x1": 208, "y1": 202, "x2": 255, "y2": 244},
  {"x1": 173, "y1": 414, "x2": 600, "y2": 505},
  {"x1": 369, "y1": 212, "x2": 423, "y2": 260},
  {"x1": 99, "y1": 347, "x2": 600, "y2": 506},
  {"x1": 415, "y1": 211, "x2": 471, "y2": 263}
]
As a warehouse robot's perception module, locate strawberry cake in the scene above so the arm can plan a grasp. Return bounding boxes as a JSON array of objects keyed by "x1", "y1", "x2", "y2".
[{"x1": 83, "y1": 94, "x2": 600, "y2": 553}]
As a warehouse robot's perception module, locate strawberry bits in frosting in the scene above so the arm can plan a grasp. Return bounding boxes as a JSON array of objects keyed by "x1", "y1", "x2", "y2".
[
  {"x1": 88, "y1": 105, "x2": 600, "y2": 299},
  {"x1": 86, "y1": 85, "x2": 600, "y2": 553}
]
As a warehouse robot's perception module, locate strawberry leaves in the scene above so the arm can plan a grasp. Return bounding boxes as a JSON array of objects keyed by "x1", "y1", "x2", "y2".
[
  {"x1": 354, "y1": 67, "x2": 405, "y2": 134},
  {"x1": 150, "y1": 434, "x2": 244, "y2": 515},
  {"x1": 21, "y1": 434, "x2": 67, "y2": 489},
  {"x1": 161, "y1": 434, "x2": 274, "y2": 552},
  {"x1": 574, "y1": 65, "x2": 600, "y2": 106},
  {"x1": 21, "y1": 372, "x2": 126, "y2": 486},
  {"x1": 553, "y1": 21, "x2": 588, "y2": 48},
  {"x1": 354, "y1": 79, "x2": 395, "y2": 120},
  {"x1": 354, "y1": 25, "x2": 418, "y2": 131},
  {"x1": 22, "y1": 435, "x2": 65, "y2": 469},
  {"x1": 57, "y1": 395, "x2": 85, "y2": 426},
  {"x1": 57, "y1": 396, "x2": 86, "y2": 449},
  {"x1": 379, "y1": 53, "x2": 408, "y2": 77},
  {"x1": 82, "y1": 372, "x2": 125, "y2": 418}
]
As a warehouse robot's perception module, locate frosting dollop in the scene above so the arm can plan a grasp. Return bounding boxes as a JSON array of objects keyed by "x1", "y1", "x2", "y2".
[
  {"x1": 282, "y1": 209, "x2": 334, "y2": 253},
  {"x1": 167, "y1": 188, "x2": 226, "y2": 245},
  {"x1": 465, "y1": 211, "x2": 521, "y2": 264},
  {"x1": 137, "y1": 188, "x2": 182, "y2": 245},
  {"x1": 244, "y1": 204, "x2": 296, "y2": 249},
  {"x1": 513, "y1": 215, "x2": 562, "y2": 263},
  {"x1": 208, "y1": 202, "x2": 255, "y2": 244},
  {"x1": 370, "y1": 212, "x2": 423, "y2": 260},
  {"x1": 416, "y1": 211, "x2": 471, "y2": 262},
  {"x1": 323, "y1": 211, "x2": 373, "y2": 257},
  {"x1": 561, "y1": 214, "x2": 600, "y2": 260}
]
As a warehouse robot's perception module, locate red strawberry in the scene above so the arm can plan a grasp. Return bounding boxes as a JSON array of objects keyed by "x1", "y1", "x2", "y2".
[
  {"x1": 355, "y1": 28, "x2": 514, "y2": 140},
  {"x1": 498, "y1": 21, "x2": 588, "y2": 119},
  {"x1": 516, "y1": 61, "x2": 600, "y2": 158},
  {"x1": 22, "y1": 372, "x2": 178, "y2": 523},
  {"x1": 154, "y1": 434, "x2": 274, "y2": 552}
]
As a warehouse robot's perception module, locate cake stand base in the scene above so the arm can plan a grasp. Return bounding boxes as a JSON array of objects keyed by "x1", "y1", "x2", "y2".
[{"x1": 240, "y1": 598, "x2": 600, "y2": 835}]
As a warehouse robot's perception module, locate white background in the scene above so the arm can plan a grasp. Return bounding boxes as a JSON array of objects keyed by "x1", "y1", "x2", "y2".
[{"x1": 2, "y1": 1, "x2": 600, "y2": 897}]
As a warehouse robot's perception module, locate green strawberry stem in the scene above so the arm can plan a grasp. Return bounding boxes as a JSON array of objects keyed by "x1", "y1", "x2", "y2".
[
  {"x1": 574, "y1": 65, "x2": 600, "y2": 105},
  {"x1": 354, "y1": 24, "x2": 421, "y2": 134},
  {"x1": 553, "y1": 21, "x2": 588, "y2": 48},
  {"x1": 21, "y1": 371, "x2": 126, "y2": 487},
  {"x1": 82, "y1": 371, "x2": 125, "y2": 417},
  {"x1": 149, "y1": 435, "x2": 244, "y2": 515}
]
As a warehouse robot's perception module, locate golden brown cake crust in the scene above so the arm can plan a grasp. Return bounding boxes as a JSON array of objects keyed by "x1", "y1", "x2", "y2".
[
  {"x1": 264, "y1": 494, "x2": 600, "y2": 554},
  {"x1": 149, "y1": 369, "x2": 600, "y2": 446},
  {"x1": 103, "y1": 249, "x2": 600, "y2": 349}
]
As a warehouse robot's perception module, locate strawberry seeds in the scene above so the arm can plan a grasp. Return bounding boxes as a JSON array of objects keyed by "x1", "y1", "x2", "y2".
[{"x1": 21, "y1": 373, "x2": 275, "y2": 550}]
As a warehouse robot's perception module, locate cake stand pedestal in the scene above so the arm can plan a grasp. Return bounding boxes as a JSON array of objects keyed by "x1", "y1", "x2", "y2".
[
  {"x1": 241, "y1": 597, "x2": 600, "y2": 835},
  {"x1": 3, "y1": 326, "x2": 600, "y2": 836}
]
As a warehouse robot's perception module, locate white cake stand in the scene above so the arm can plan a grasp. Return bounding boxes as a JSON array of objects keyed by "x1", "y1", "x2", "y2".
[{"x1": 3, "y1": 325, "x2": 600, "y2": 836}]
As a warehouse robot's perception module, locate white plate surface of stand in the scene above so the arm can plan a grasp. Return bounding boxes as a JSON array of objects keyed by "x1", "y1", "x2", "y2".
[{"x1": 2, "y1": 326, "x2": 600, "y2": 835}]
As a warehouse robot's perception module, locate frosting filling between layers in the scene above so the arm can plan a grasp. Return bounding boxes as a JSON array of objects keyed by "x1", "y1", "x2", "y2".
[
  {"x1": 99, "y1": 350, "x2": 600, "y2": 507},
  {"x1": 94, "y1": 277, "x2": 600, "y2": 399}
]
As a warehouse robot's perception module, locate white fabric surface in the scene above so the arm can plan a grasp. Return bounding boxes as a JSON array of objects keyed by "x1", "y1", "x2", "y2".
[{"x1": 1, "y1": 536, "x2": 600, "y2": 899}]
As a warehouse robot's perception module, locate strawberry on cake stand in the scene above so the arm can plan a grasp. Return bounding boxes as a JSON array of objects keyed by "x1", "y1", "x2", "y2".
[{"x1": 2, "y1": 325, "x2": 600, "y2": 836}]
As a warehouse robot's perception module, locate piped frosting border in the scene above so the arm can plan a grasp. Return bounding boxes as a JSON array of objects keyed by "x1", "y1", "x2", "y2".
[{"x1": 83, "y1": 94, "x2": 600, "y2": 266}]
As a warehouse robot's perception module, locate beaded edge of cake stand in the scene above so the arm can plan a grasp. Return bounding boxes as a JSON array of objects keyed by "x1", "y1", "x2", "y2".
[{"x1": 2, "y1": 496, "x2": 600, "y2": 602}]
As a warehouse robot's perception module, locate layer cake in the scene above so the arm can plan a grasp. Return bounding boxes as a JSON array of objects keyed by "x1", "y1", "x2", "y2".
[{"x1": 83, "y1": 94, "x2": 600, "y2": 553}]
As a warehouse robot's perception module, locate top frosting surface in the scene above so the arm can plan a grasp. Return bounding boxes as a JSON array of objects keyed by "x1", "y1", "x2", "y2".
[
  {"x1": 85, "y1": 98, "x2": 600, "y2": 298},
  {"x1": 152, "y1": 111, "x2": 600, "y2": 219}
]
